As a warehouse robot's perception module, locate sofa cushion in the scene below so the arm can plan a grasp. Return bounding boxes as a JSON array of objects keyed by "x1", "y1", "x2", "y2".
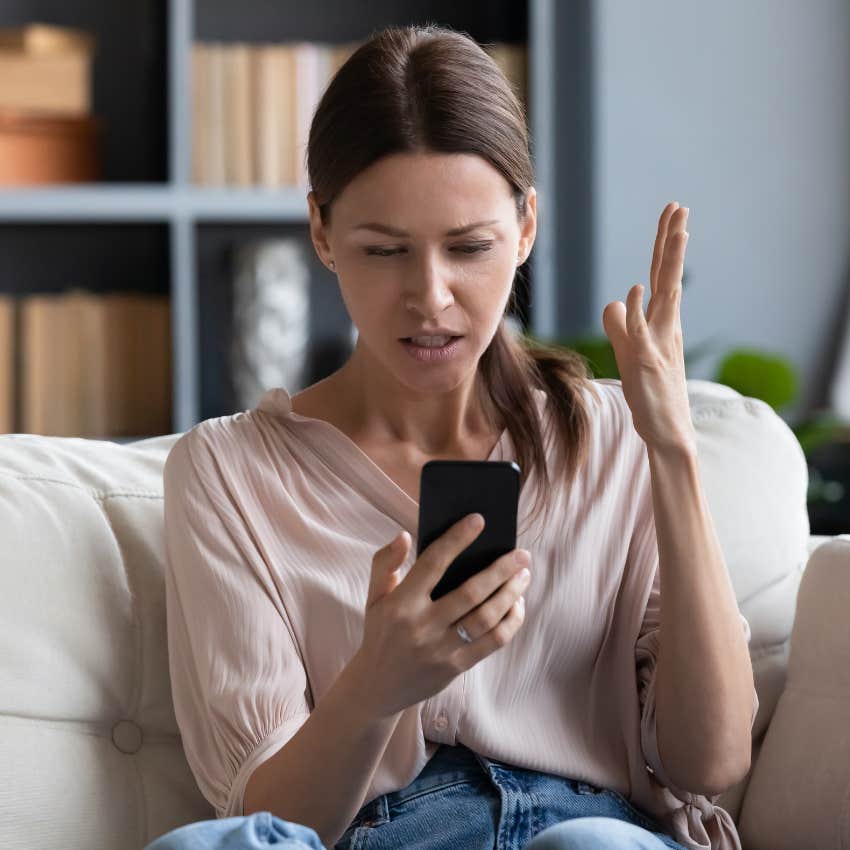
[
  {"x1": 0, "y1": 432, "x2": 215, "y2": 850},
  {"x1": 737, "y1": 536, "x2": 850, "y2": 850}
]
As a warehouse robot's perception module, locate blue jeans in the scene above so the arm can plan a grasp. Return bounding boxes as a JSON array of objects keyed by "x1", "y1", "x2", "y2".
[{"x1": 143, "y1": 742, "x2": 690, "y2": 850}]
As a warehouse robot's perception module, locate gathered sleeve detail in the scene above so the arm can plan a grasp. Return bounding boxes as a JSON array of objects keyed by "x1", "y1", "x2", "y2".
[{"x1": 163, "y1": 429, "x2": 312, "y2": 819}]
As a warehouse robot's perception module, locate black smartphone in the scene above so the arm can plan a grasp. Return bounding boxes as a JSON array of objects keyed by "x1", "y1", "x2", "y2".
[{"x1": 417, "y1": 460, "x2": 521, "y2": 601}]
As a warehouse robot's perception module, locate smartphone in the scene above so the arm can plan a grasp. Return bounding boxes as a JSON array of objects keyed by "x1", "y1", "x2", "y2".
[{"x1": 417, "y1": 460, "x2": 521, "y2": 601}]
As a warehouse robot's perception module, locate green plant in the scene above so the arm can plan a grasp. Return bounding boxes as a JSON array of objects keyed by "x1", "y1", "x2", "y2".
[{"x1": 714, "y1": 348, "x2": 797, "y2": 410}]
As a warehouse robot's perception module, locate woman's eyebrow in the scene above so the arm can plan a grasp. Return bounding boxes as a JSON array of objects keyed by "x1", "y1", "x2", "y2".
[{"x1": 351, "y1": 219, "x2": 499, "y2": 237}]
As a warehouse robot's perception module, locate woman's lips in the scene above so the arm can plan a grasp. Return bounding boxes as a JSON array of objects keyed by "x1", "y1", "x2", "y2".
[{"x1": 400, "y1": 336, "x2": 464, "y2": 362}]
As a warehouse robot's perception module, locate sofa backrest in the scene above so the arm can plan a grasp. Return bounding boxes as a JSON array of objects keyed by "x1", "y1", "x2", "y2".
[{"x1": 0, "y1": 378, "x2": 811, "y2": 849}]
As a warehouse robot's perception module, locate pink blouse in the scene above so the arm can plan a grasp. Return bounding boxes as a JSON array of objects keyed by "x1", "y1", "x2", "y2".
[{"x1": 162, "y1": 377, "x2": 758, "y2": 850}]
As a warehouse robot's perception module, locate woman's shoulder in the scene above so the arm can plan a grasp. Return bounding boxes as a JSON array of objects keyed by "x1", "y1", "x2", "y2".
[
  {"x1": 532, "y1": 377, "x2": 626, "y2": 423},
  {"x1": 586, "y1": 377, "x2": 625, "y2": 403},
  {"x1": 166, "y1": 392, "x2": 289, "y2": 483},
  {"x1": 582, "y1": 378, "x2": 632, "y2": 423}
]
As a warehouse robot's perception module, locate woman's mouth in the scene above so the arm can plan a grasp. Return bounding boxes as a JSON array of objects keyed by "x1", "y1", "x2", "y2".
[{"x1": 400, "y1": 335, "x2": 464, "y2": 362}]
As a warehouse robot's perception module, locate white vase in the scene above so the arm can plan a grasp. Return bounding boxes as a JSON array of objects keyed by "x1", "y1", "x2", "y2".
[{"x1": 230, "y1": 237, "x2": 311, "y2": 411}]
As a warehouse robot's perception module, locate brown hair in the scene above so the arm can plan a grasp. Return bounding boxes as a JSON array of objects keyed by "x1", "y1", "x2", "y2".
[{"x1": 307, "y1": 23, "x2": 601, "y2": 537}]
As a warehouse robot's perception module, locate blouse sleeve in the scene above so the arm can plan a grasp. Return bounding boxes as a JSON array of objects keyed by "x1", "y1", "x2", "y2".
[
  {"x1": 163, "y1": 429, "x2": 312, "y2": 819},
  {"x1": 633, "y1": 478, "x2": 759, "y2": 795}
]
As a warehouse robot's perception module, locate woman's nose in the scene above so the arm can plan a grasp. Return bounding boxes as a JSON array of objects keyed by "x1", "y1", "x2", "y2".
[{"x1": 404, "y1": 260, "x2": 454, "y2": 315}]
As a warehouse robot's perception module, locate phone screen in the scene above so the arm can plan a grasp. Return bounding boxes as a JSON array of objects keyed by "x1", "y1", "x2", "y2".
[{"x1": 417, "y1": 460, "x2": 520, "y2": 601}]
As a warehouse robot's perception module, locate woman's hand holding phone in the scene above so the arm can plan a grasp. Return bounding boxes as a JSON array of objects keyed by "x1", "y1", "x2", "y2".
[{"x1": 350, "y1": 513, "x2": 532, "y2": 720}]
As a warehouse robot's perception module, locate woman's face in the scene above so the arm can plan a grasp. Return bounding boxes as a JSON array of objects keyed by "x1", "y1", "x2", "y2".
[{"x1": 307, "y1": 152, "x2": 536, "y2": 394}]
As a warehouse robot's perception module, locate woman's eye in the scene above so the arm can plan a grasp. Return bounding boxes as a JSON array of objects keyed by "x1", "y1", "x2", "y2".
[
  {"x1": 365, "y1": 243, "x2": 493, "y2": 257},
  {"x1": 456, "y1": 243, "x2": 493, "y2": 254}
]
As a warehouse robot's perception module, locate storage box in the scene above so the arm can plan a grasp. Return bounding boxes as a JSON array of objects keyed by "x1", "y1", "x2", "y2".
[{"x1": 0, "y1": 109, "x2": 100, "y2": 185}]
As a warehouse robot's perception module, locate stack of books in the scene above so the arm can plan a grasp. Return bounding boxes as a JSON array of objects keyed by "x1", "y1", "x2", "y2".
[
  {"x1": 0, "y1": 290, "x2": 172, "y2": 439},
  {"x1": 191, "y1": 39, "x2": 528, "y2": 188}
]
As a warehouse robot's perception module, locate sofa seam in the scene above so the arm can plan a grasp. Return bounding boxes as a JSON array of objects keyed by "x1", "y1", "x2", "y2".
[
  {"x1": 749, "y1": 640, "x2": 790, "y2": 660},
  {"x1": 75, "y1": 479, "x2": 150, "y2": 844},
  {"x1": 116, "y1": 502, "x2": 148, "y2": 847},
  {"x1": 0, "y1": 468, "x2": 163, "y2": 499},
  {"x1": 132, "y1": 747, "x2": 149, "y2": 849},
  {"x1": 0, "y1": 714, "x2": 181, "y2": 742},
  {"x1": 738, "y1": 561, "x2": 807, "y2": 608}
]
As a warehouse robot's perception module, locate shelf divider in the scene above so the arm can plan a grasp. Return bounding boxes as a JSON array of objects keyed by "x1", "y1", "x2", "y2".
[
  {"x1": 0, "y1": 185, "x2": 311, "y2": 221},
  {"x1": 171, "y1": 213, "x2": 198, "y2": 433},
  {"x1": 170, "y1": 0, "x2": 193, "y2": 188},
  {"x1": 529, "y1": 0, "x2": 556, "y2": 341}
]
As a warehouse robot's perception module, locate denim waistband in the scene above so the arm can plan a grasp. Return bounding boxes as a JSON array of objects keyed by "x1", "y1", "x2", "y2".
[
  {"x1": 352, "y1": 744, "x2": 502, "y2": 826},
  {"x1": 344, "y1": 744, "x2": 686, "y2": 849}
]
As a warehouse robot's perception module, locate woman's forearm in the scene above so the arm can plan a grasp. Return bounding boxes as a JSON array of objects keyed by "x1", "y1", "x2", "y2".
[{"x1": 243, "y1": 651, "x2": 403, "y2": 847}]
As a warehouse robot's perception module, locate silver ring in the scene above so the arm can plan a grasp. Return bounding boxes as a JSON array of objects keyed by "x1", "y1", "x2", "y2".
[{"x1": 456, "y1": 624, "x2": 473, "y2": 643}]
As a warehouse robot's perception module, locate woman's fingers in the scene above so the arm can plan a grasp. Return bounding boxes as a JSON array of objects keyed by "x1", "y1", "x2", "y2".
[{"x1": 650, "y1": 201, "x2": 680, "y2": 295}]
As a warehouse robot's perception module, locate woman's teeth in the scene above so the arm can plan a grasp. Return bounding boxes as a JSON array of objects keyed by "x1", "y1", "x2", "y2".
[{"x1": 409, "y1": 335, "x2": 452, "y2": 347}]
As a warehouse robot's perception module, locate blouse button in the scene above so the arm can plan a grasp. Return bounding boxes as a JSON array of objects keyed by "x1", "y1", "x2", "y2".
[{"x1": 435, "y1": 713, "x2": 448, "y2": 731}]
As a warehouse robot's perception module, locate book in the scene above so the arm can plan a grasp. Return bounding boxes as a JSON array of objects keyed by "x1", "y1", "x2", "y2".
[
  {"x1": 292, "y1": 42, "x2": 322, "y2": 189},
  {"x1": 191, "y1": 42, "x2": 209, "y2": 185},
  {"x1": 71, "y1": 290, "x2": 109, "y2": 436},
  {"x1": 130, "y1": 295, "x2": 172, "y2": 436},
  {"x1": 20, "y1": 293, "x2": 69, "y2": 434},
  {"x1": 223, "y1": 42, "x2": 253, "y2": 186},
  {"x1": 203, "y1": 43, "x2": 226, "y2": 185},
  {"x1": 101, "y1": 293, "x2": 172, "y2": 438},
  {"x1": 19, "y1": 290, "x2": 100, "y2": 435},
  {"x1": 0, "y1": 295, "x2": 14, "y2": 434},
  {"x1": 251, "y1": 45, "x2": 273, "y2": 186},
  {"x1": 273, "y1": 44, "x2": 298, "y2": 186},
  {"x1": 193, "y1": 37, "x2": 448, "y2": 188},
  {"x1": 19, "y1": 291, "x2": 171, "y2": 438}
]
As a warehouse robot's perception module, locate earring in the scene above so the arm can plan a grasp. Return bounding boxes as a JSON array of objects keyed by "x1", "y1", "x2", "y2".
[{"x1": 329, "y1": 260, "x2": 336, "y2": 271}]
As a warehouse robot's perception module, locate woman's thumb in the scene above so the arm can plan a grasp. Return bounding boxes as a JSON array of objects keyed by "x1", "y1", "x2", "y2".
[{"x1": 368, "y1": 530, "x2": 410, "y2": 606}]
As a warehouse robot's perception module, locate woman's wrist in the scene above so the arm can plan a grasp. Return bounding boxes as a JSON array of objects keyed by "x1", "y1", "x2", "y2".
[{"x1": 338, "y1": 650, "x2": 402, "y2": 724}]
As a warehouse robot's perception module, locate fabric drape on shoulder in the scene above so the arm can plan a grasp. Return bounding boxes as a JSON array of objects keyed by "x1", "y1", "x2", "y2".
[
  {"x1": 163, "y1": 427, "x2": 312, "y2": 819},
  {"x1": 632, "y1": 452, "x2": 760, "y2": 795}
]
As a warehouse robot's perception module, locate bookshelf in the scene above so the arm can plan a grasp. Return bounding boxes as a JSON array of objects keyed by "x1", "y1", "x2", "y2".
[{"x1": 0, "y1": 0, "x2": 567, "y2": 441}]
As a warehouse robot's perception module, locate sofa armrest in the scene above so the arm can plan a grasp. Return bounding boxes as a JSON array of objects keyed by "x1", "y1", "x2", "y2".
[{"x1": 737, "y1": 535, "x2": 850, "y2": 850}]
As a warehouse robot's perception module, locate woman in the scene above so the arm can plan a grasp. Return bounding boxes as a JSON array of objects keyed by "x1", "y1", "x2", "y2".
[{"x1": 146, "y1": 23, "x2": 758, "y2": 850}]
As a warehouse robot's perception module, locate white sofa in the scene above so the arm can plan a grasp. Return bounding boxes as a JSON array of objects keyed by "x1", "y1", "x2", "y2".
[{"x1": 0, "y1": 379, "x2": 847, "y2": 850}]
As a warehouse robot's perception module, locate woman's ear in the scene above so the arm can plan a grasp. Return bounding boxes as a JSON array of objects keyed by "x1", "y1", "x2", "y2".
[
  {"x1": 307, "y1": 191, "x2": 333, "y2": 267},
  {"x1": 518, "y1": 186, "x2": 537, "y2": 262}
]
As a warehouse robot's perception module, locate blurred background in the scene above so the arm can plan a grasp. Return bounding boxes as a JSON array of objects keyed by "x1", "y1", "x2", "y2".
[{"x1": 0, "y1": 0, "x2": 847, "y2": 534}]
